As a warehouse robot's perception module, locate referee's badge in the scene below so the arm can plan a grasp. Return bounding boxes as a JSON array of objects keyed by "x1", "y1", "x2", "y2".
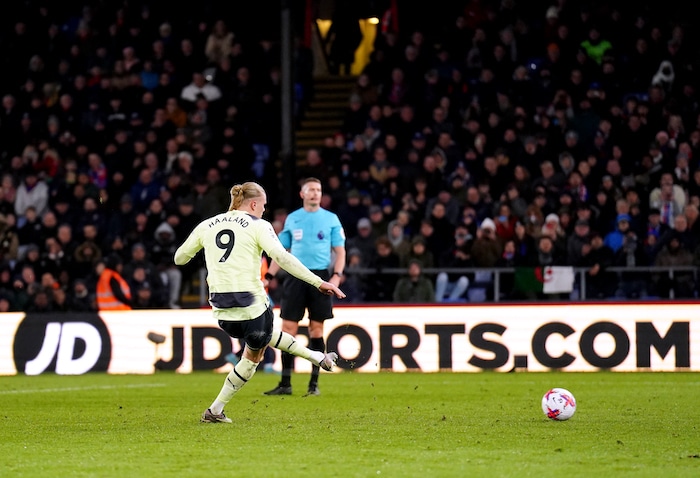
[{"x1": 293, "y1": 229, "x2": 303, "y2": 241}]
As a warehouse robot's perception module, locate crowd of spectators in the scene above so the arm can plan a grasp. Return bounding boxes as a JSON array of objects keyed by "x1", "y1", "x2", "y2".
[
  {"x1": 283, "y1": 0, "x2": 700, "y2": 303},
  {"x1": 0, "y1": 1, "x2": 699, "y2": 312},
  {"x1": 0, "y1": 1, "x2": 293, "y2": 311}
]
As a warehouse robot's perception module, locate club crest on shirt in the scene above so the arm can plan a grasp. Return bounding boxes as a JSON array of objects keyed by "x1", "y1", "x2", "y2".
[
  {"x1": 293, "y1": 229, "x2": 303, "y2": 240},
  {"x1": 317, "y1": 231, "x2": 324, "y2": 240}
]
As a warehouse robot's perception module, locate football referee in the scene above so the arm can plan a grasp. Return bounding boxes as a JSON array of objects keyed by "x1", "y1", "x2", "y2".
[{"x1": 264, "y1": 177, "x2": 346, "y2": 396}]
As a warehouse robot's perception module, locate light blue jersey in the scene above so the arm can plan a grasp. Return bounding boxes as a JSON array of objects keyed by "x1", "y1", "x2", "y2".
[{"x1": 279, "y1": 208, "x2": 345, "y2": 270}]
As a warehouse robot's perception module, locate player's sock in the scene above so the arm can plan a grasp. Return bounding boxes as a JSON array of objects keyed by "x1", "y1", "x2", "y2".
[
  {"x1": 269, "y1": 329, "x2": 325, "y2": 367},
  {"x1": 210, "y1": 357, "x2": 258, "y2": 414},
  {"x1": 308, "y1": 337, "x2": 325, "y2": 386}
]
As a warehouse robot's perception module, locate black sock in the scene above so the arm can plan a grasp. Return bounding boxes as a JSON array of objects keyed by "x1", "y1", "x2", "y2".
[
  {"x1": 308, "y1": 337, "x2": 325, "y2": 386},
  {"x1": 279, "y1": 351, "x2": 294, "y2": 387}
]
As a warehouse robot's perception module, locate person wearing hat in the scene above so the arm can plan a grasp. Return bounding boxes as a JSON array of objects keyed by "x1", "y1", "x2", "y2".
[
  {"x1": 435, "y1": 224, "x2": 473, "y2": 302},
  {"x1": 469, "y1": 217, "x2": 503, "y2": 298},
  {"x1": 392, "y1": 259, "x2": 435, "y2": 303},
  {"x1": 604, "y1": 213, "x2": 632, "y2": 253},
  {"x1": 336, "y1": 188, "x2": 367, "y2": 238},
  {"x1": 345, "y1": 217, "x2": 376, "y2": 262},
  {"x1": 401, "y1": 234, "x2": 435, "y2": 269},
  {"x1": 567, "y1": 219, "x2": 591, "y2": 265},
  {"x1": 578, "y1": 231, "x2": 617, "y2": 299}
]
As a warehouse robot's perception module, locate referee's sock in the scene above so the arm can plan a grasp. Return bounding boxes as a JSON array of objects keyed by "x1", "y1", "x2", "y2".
[
  {"x1": 308, "y1": 337, "x2": 325, "y2": 386},
  {"x1": 280, "y1": 352, "x2": 293, "y2": 387}
]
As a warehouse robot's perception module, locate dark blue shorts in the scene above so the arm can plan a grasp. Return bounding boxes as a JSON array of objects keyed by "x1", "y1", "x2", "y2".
[{"x1": 218, "y1": 307, "x2": 274, "y2": 351}]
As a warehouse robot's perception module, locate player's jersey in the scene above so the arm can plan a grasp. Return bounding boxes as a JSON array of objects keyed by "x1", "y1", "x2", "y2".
[
  {"x1": 174, "y1": 210, "x2": 323, "y2": 321},
  {"x1": 279, "y1": 208, "x2": 345, "y2": 269}
]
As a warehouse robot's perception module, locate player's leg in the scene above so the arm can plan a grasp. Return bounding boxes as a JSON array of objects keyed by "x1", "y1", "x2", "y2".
[
  {"x1": 267, "y1": 327, "x2": 336, "y2": 370},
  {"x1": 203, "y1": 311, "x2": 272, "y2": 422}
]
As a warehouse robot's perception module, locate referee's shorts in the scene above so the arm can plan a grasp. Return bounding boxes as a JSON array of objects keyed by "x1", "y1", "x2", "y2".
[{"x1": 280, "y1": 269, "x2": 333, "y2": 322}]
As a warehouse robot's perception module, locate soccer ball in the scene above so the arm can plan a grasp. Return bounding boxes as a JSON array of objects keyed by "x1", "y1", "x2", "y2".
[{"x1": 542, "y1": 388, "x2": 576, "y2": 421}]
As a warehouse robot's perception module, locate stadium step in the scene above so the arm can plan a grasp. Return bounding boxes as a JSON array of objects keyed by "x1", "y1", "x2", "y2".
[{"x1": 293, "y1": 74, "x2": 356, "y2": 164}]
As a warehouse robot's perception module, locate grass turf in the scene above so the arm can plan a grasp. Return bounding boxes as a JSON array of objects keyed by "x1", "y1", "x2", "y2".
[{"x1": 0, "y1": 371, "x2": 698, "y2": 477}]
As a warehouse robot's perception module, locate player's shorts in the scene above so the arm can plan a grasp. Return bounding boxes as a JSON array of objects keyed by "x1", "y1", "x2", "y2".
[
  {"x1": 280, "y1": 269, "x2": 333, "y2": 322},
  {"x1": 218, "y1": 306, "x2": 274, "y2": 351}
]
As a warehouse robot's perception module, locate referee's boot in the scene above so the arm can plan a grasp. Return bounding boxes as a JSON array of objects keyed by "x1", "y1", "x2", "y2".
[{"x1": 264, "y1": 384, "x2": 292, "y2": 395}]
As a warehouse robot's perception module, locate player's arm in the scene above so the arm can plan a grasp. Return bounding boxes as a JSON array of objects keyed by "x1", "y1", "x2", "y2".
[
  {"x1": 174, "y1": 225, "x2": 203, "y2": 265},
  {"x1": 259, "y1": 222, "x2": 345, "y2": 298},
  {"x1": 263, "y1": 221, "x2": 291, "y2": 279}
]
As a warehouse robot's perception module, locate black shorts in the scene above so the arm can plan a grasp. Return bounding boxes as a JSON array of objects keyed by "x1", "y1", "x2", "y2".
[
  {"x1": 218, "y1": 307, "x2": 274, "y2": 351},
  {"x1": 280, "y1": 269, "x2": 333, "y2": 322}
]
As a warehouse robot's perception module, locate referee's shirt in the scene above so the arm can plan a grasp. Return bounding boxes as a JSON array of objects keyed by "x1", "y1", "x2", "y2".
[
  {"x1": 279, "y1": 208, "x2": 345, "y2": 270},
  {"x1": 174, "y1": 210, "x2": 323, "y2": 321}
]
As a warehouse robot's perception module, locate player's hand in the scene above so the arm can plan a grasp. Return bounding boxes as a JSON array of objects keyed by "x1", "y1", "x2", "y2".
[{"x1": 319, "y1": 281, "x2": 346, "y2": 299}]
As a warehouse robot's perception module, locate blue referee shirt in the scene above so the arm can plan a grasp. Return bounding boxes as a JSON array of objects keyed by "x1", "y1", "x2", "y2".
[{"x1": 278, "y1": 208, "x2": 345, "y2": 270}]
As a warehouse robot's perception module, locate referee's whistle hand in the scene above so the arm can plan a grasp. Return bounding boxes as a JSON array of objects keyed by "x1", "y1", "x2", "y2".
[{"x1": 319, "y1": 281, "x2": 346, "y2": 299}]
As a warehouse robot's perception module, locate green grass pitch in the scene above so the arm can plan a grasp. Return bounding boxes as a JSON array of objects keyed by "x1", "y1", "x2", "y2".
[{"x1": 1, "y1": 371, "x2": 698, "y2": 477}]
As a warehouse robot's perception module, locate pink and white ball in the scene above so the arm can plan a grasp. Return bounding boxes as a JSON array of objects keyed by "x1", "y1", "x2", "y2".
[{"x1": 542, "y1": 388, "x2": 577, "y2": 421}]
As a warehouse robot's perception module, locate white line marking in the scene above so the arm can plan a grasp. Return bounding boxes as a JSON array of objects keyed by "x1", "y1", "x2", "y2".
[{"x1": 0, "y1": 383, "x2": 166, "y2": 394}]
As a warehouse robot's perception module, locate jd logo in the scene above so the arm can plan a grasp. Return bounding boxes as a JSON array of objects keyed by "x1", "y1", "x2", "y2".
[{"x1": 13, "y1": 312, "x2": 112, "y2": 375}]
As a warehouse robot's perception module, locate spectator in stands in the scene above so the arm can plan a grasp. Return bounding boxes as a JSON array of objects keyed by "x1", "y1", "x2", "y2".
[
  {"x1": 364, "y1": 236, "x2": 399, "y2": 302},
  {"x1": 567, "y1": 219, "x2": 592, "y2": 265},
  {"x1": 0, "y1": 213, "x2": 19, "y2": 265},
  {"x1": 67, "y1": 278, "x2": 95, "y2": 311},
  {"x1": 123, "y1": 242, "x2": 166, "y2": 305},
  {"x1": 95, "y1": 254, "x2": 132, "y2": 311},
  {"x1": 393, "y1": 259, "x2": 435, "y2": 303},
  {"x1": 386, "y1": 220, "x2": 411, "y2": 261},
  {"x1": 345, "y1": 217, "x2": 376, "y2": 262},
  {"x1": 0, "y1": 1, "x2": 698, "y2": 309},
  {"x1": 577, "y1": 231, "x2": 616, "y2": 299},
  {"x1": 180, "y1": 72, "x2": 222, "y2": 105},
  {"x1": 14, "y1": 169, "x2": 49, "y2": 226},
  {"x1": 653, "y1": 234, "x2": 695, "y2": 298},
  {"x1": 401, "y1": 235, "x2": 434, "y2": 270},
  {"x1": 435, "y1": 224, "x2": 473, "y2": 303},
  {"x1": 604, "y1": 214, "x2": 633, "y2": 253},
  {"x1": 151, "y1": 221, "x2": 182, "y2": 308},
  {"x1": 613, "y1": 227, "x2": 650, "y2": 299},
  {"x1": 649, "y1": 172, "x2": 687, "y2": 225}
]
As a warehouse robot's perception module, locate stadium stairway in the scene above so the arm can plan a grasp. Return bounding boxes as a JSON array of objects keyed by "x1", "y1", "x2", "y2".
[{"x1": 294, "y1": 75, "x2": 356, "y2": 165}]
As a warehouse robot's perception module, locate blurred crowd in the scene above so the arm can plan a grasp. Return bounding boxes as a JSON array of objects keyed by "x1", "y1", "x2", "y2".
[{"x1": 0, "y1": 1, "x2": 699, "y2": 312}]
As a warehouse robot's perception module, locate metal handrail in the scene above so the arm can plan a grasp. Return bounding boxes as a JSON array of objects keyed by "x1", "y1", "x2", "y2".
[
  {"x1": 193, "y1": 265, "x2": 699, "y2": 304},
  {"x1": 340, "y1": 265, "x2": 699, "y2": 302}
]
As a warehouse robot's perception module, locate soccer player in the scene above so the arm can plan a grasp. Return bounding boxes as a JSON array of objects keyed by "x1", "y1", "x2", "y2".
[
  {"x1": 174, "y1": 181, "x2": 345, "y2": 423},
  {"x1": 264, "y1": 177, "x2": 346, "y2": 396}
]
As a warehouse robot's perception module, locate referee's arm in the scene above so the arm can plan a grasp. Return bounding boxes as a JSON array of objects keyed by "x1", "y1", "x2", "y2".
[{"x1": 331, "y1": 245, "x2": 346, "y2": 280}]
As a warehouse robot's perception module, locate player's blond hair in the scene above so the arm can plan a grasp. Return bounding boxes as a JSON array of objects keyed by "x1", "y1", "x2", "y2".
[{"x1": 228, "y1": 182, "x2": 265, "y2": 211}]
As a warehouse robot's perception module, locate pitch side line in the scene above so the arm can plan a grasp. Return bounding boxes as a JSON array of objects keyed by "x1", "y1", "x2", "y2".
[{"x1": 0, "y1": 383, "x2": 166, "y2": 394}]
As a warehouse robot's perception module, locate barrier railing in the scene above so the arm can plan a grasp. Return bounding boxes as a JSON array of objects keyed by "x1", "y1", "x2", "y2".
[{"x1": 191, "y1": 265, "x2": 699, "y2": 305}]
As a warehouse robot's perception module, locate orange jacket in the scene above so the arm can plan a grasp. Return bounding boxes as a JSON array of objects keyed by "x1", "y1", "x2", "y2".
[{"x1": 96, "y1": 268, "x2": 132, "y2": 310}]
